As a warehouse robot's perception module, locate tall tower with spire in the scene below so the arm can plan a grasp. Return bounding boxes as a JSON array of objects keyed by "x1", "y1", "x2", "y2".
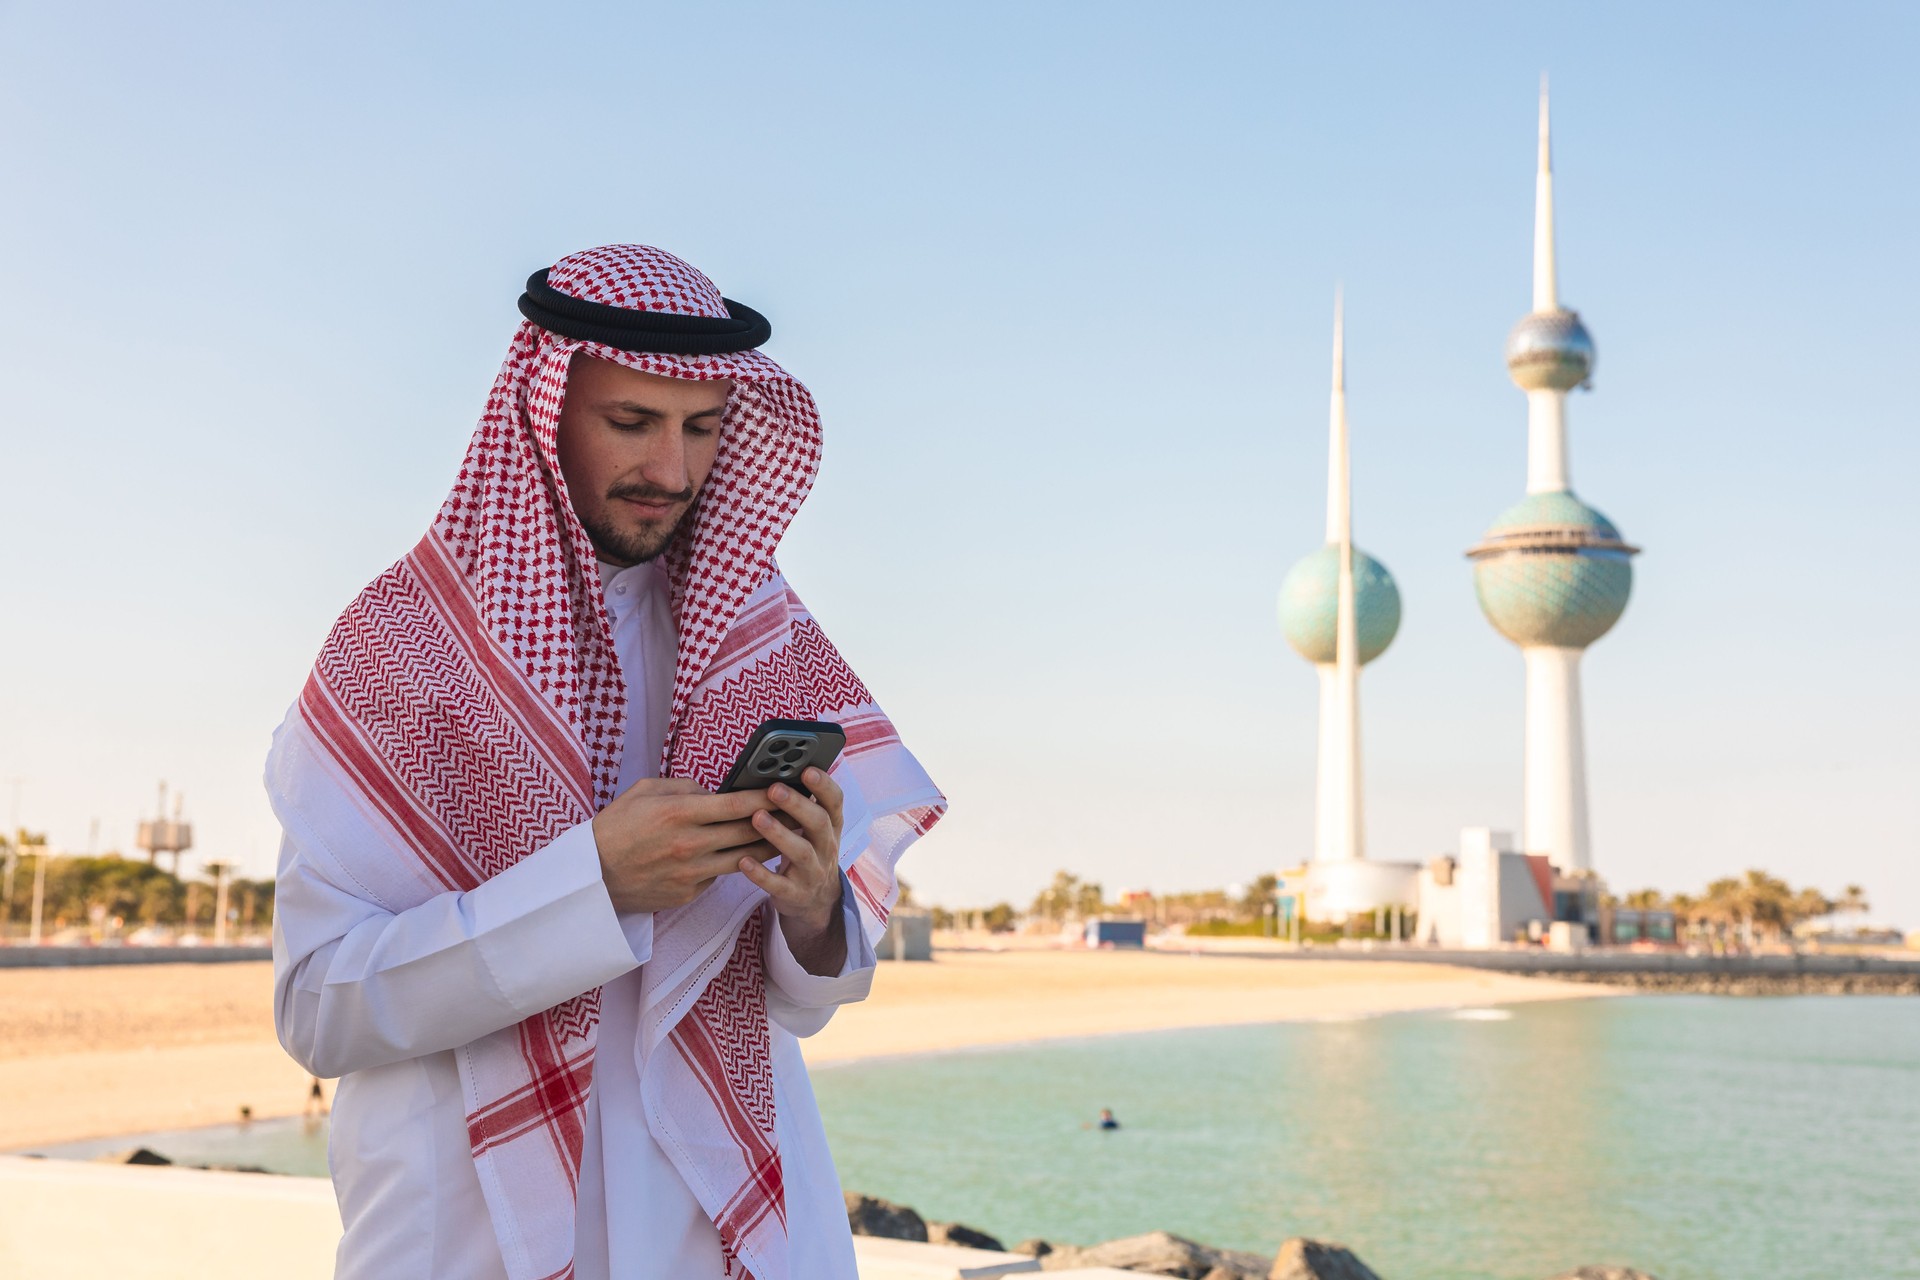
[
  {"x1": 1468, "y1": 82, "x2": 1638, "y2": 874},
  {"x1": 1280, "y1": 297, "x2": 1406, "y2": 918}
]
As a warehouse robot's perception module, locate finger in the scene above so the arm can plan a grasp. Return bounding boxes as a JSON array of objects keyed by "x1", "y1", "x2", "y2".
[
  {"x1": 687, "y1": 818, "x2": 770, "y2": 856},
  {"x1": 767, "y1": 783, "x2": 832, "y2": 848},
  {"x1": 688, "y1": 843, "x2": 779, "y2": 880},
  {"x1": 621, "y1": 777, "x2": 707, "y2": 799},
  {"x1": 751, "y1": 808, "x2": 819, "y2": 867},
  {"x1": 802, "y1": 768, "x2": 845, "y2": 828},
  {"x1": 737, "y1": 853, "x2": 800, "y2": 901},
  {"x1": 680, "y1": 789, "x2": 776, "y2": 823}
]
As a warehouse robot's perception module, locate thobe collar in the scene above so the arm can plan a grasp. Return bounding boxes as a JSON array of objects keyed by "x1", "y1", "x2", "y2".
[{"x1": 597, "y1": 557, "x2": 667, "y2": 604}]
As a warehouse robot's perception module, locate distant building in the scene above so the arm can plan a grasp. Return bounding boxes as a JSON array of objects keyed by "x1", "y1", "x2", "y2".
[
  {"x1": 1085, "y1": 919, "x2": 1147, "y2": 949},
  {"x1": 1416, "y1": 827, "x2": 1604, "y2": 949},
  {"x1": 877, "y1": 908, "x2": 933, "y2": 961}
]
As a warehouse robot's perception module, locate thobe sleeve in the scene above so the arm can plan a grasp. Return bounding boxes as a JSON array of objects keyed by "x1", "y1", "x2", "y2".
[
  {"x1": 761, "y1": 870, "x2": 877, "y2": 1038},
  {"x1": 273, "y1": 818, "x2": 646, "y2": 1079}
]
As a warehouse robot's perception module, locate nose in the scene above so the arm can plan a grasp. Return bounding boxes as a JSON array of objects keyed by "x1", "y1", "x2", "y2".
[{"x1": 637, "y1": 426, "x2": 691, "y2": 494}]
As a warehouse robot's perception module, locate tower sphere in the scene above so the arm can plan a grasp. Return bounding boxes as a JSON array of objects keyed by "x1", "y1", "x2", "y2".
[
  {"x1": 1469, "y1": 491, "x2": 1634, "y2": 649},
  {"x1": 1278, "y1": 544, "x2": 1401, "y2": 665},
  {"x1": 1505, "y1": 308, "x2": 1595, "y2": 391}
]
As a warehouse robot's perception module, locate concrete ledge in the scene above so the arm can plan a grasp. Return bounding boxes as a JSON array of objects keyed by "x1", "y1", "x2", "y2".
[
  {"x1": 0, "y1": 945, "x2": 272, "y2": 968},
  {"x1": 0, "y1": 1155, "x2": 340, "y2": 1280},
  {"x1": 1161, "y1": 940, "x2": 1920, "y2": 978},
  {"x1": 0, "y1": 1156, "x2": 1125, "y2": 1279}
]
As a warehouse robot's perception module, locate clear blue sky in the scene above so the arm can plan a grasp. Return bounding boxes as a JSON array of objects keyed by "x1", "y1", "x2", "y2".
[{"x1": 2, "y1": 1, "x2": 1915, "y2": 924}]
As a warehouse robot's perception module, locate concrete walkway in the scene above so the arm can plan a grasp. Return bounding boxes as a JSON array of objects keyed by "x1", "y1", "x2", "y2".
[{"x1": 0, "y1": 1155, "x2": 1134, "y2": 1279}]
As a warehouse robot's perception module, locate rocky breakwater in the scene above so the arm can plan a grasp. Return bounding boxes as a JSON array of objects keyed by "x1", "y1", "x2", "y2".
[
  {"x1": 1496, "y1": 949, "x2": 1920, "y2": 996},
  {"x1": 845, "y1": 1192, "x2": 1661, "y2": 1279}
]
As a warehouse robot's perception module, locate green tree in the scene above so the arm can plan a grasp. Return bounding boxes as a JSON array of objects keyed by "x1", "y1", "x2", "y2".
[
  {"x1": 1240, "y1": 875, "x2": 1279, "y2": 921},
  {"x1": 1031, "y1": 870, "x2": 1082, "y2": 922}
]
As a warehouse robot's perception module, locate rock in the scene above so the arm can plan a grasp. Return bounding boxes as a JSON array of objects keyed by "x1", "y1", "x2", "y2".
[
  {"x1": 92, "y1": 1147, "x2": 172, "y2": 1166},
  {"x1": 929, "y1": 1221, "x2": 1006, "y2": 1252},
  {"x1": 1042, "y1": 1230, "x2": 1259, "y2": 1278},
  {"x1": 1269, "y1": 1237, "x2": 1383, "y2": 1280},
  {"x1": 1012, "y1": 1239, "x2": 1055, "y2": 1257},
  {"x1": 1546, "y1": 1269, "x2": 1660, "y2": 1280},
  {"x1": 844, "y1": 1191, "x2": 928, "y2": 1242}
]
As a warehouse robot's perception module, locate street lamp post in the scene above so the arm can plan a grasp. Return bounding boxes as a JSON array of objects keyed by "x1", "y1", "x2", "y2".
[
  {"x1": 204, "y1": 860, "x2": 236, "y2": 946},
  {"x1": 28, "y1": 848, "x2": 47, "y2": 945}
]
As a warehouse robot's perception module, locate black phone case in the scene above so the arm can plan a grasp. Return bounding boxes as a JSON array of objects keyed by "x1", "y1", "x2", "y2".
[{"x1": 716, "y1": 719, "x2": 846, "y2": 796}]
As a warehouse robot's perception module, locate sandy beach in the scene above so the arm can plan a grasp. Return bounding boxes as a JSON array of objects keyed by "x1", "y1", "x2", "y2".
[{"x1": 0, "y1": 950, "x2": 1611, "y2": 1150}]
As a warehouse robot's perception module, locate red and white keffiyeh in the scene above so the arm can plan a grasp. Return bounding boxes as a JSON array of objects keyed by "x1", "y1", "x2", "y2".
[{"x1": 269, "y1": 245, "x2": 944, "y2": 1280}]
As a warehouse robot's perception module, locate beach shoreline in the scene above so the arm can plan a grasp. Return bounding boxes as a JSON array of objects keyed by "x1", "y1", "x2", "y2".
[{"x1": 0, "y1": 951, "x2": 1617, "y2": 1150}]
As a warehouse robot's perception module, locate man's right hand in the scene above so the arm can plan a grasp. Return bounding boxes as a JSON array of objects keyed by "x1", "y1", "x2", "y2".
[{"x1": 592, "y1": 778, "x2": 778, "y2": 914}]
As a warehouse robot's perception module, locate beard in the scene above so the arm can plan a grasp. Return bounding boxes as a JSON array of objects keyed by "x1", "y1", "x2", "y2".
[{"x1": 580, "y1": 483, "x2": 695, "y2": 566}]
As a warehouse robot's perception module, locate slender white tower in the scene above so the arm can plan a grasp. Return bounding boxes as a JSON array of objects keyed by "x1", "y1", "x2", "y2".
[
  {"x1": 1469, "y1": 81, "x2": 1637, "y2": 874},
  {"x1": 1280, "y1": 297, "x2": 1400, "y2": 869}
]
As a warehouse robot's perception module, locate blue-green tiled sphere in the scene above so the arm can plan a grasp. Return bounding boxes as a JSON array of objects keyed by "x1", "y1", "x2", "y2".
[
  {"x1": 1471, "y1": 491, "x2": 1634, "y2": 649},
  {"x1": 1505, "y1": 309, "x2": 1595, "y2": 391},
  {"x1": 1279, "y1": 544, "x2": 1401, "y2": 665}
]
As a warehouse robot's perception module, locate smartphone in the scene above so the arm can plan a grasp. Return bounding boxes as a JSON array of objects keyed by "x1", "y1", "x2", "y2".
[{"x1": 716, "y1": 719, "x2": 846, "y2": 797}]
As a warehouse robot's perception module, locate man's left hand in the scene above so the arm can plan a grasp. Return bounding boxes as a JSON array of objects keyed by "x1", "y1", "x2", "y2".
[{"x1": 738, "y1": 767, "x2": 847, "y2": 976}]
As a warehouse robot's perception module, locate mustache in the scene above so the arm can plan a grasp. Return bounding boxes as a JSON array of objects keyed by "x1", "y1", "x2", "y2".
[{"x1": 608, "y1": 482, "x2": 694, "y2": 505}]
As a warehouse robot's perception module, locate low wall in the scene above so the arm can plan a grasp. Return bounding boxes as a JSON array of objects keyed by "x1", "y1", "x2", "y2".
[
  {"x1": 0, "y1": 1156, "x2": 339, "y2": 1280},
  {"x1": 1164, "y1": 938, "x2": 1920, "y2": 992},
  {"x1": 0, "y1": 1156, "x2": 1125, "y2": 1279},
  {"x1": 0, "y1": 945, "x2": 272, "y2": 968}
]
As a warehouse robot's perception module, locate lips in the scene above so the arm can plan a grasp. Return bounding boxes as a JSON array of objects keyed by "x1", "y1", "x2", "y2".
[{"x1": 619, "y1": 497, "x2": 676, "y2": 519}]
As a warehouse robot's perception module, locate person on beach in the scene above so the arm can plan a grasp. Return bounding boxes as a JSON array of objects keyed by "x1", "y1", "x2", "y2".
[{"x1": 267, "y1": 245, "x2": 944, "y2": 1280}]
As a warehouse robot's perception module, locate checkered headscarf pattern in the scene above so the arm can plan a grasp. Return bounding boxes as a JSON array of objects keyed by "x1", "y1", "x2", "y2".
[{"x1": 289, "y1": 245, "x2": 943, "y2": 1280}]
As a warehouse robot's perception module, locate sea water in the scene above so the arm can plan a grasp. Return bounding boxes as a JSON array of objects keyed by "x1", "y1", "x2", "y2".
[
  {"x1": 25, "y1": 997, "x2": 1919, "y2": 1279},
  {"x1": 811, "y1": 996, "x2": 1920, "y2": 1280}
]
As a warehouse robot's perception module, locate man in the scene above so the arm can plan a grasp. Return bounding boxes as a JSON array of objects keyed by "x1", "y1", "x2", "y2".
[{"x1": 268, "y1": 244, "x2": 944, "y2": 1280}]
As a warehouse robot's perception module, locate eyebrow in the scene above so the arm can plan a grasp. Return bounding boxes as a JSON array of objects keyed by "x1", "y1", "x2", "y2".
[{"x1": 602, "y1": 400, "x2": 724, "y2": 420}]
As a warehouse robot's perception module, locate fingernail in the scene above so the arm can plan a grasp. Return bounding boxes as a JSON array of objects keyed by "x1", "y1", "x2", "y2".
[{"x1": 769, "y1": 784, "x2": 789, "y2": 801}]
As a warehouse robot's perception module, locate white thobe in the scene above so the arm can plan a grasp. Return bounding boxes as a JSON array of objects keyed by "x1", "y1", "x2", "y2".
[{"x1": 273, "y1": 559, "x2": 875, "y2": 1279}]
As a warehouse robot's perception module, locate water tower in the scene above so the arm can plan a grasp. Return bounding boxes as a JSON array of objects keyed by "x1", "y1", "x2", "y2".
[
  {"x1": 1277, "y1": 298, "x2": 1416, "y2": 922},
  {"x1": 1467, "y1": 83, "x2": 1638, "y2": 874},
  {"x1": 136, "y1": 781, "x2": 193, "y2": 875}
]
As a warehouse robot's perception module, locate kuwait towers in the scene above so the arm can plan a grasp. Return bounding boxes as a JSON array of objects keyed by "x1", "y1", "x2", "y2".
[
  {"x1": 1468, "y1": 84, "x2": 1638, "y2": 873},
  {"x1": 1279, "y1": 298, "x2": 1406, "y2": 919}
]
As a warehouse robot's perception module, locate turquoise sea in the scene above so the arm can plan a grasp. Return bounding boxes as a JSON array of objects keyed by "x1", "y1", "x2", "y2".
[
  {"x1": 811, "y1": 997, "x2": 1920, "y2": 1280},
  {"x1": 26, "y1": 997, "x2": 1920, "y2": 1280}
]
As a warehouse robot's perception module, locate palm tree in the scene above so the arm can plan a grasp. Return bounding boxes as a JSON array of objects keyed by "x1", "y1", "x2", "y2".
[
  {"x1": 1837, "y1": 884, "x2": 1871, "y2": 919},
  {"x1": 1788, "y1": 887, "x2": 1833, "y2": 934},
  {"x1": 1740, "y1": 869, "x2": 1794, "y2": 941},
  {"x1": 1668, "y1": 892, "x2": 1699, "y2": 944}
]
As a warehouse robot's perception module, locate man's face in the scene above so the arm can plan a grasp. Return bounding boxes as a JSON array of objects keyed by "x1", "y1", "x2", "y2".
[{"x1": 555, "y1": 355, "x2": 731, "y2": 566}]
